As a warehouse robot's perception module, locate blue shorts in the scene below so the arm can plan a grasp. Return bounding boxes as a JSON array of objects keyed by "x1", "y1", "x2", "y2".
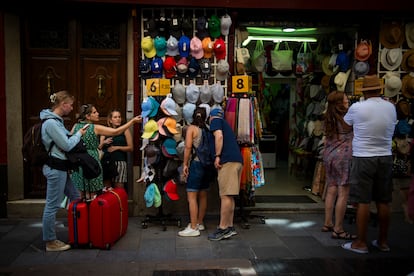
[
  {"x1": 186, "y1": 160, "x2": 217, "y2": 192},
  {"x1": 349, "y1": 156, "x2": 393, "y2": 204}
]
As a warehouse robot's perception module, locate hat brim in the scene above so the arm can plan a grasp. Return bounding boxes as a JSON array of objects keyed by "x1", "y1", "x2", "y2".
[
  {"x1": 401, "y1": 49, "x2": 414, "y2": 72},
  {"x1": 402, "y1": 74, "x2": 414, "y2": 99},
  {"x1": 381, "y1": 48, "x2": 403, "y2": 71}
]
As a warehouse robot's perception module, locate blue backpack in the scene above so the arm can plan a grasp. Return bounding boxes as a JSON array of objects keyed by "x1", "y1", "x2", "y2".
[{"x1": 194, "y1": 127, "x2": 214, "y2": 167}]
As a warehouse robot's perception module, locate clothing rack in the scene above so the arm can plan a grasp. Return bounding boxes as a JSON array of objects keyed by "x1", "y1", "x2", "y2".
[{"x1": 225, "y1": 95, "x2": 267, "y2": 228}]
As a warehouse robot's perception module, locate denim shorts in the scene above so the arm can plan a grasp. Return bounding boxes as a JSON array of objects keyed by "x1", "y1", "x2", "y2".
[{"x1": 186, "y1": 159, "x2": 217, "y2": 192}]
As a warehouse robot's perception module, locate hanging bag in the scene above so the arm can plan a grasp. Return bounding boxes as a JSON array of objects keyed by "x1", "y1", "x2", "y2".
[
  {"x1": 251, "y1": 40, "x2": 266, "y2": 72},
  {"x1": 271, "y1": 42, "x2": 293, "y2": 71},
  {"x1": 296, "y1": 42, "x2": 314, "y2": 74}
]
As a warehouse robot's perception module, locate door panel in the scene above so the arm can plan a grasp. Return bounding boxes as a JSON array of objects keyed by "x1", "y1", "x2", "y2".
[
  {"x1": 80, "y1": 57, "x2": 125, "y2": 124},
  {"x1": 23, "y1": 9, "x2": 127, "y2": 198}
]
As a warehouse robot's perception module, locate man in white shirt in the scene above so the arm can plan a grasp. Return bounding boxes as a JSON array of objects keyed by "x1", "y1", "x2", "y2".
[{"x1": 342, "y1": 75, "x2": 397, "y2": 254}]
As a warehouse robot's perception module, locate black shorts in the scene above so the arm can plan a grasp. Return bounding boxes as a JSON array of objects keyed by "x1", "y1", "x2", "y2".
[{"x1": 349, "y1": 156, "x2": 393, "y2": 204}]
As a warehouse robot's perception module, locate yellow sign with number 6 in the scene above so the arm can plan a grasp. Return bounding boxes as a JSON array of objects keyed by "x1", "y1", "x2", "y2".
[{"x1": 146, "y1": 78, "x2": 171, "y2": 96}]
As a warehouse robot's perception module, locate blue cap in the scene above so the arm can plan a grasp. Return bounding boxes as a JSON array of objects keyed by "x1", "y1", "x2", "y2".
[
  {"x1": 178, "y1": 35, "x2": 191, "y2": 57},
  {"x1": 151, "y1": 57, "x2": 163, "y2": 78},
  {"x1": 140, "y1": 58, "x2": 152, "y2": 79},
  {"x1": 141, "y1": 98, "x2": 153, "y2": 118},
  {"x1": 188, "y1": 57, "x2": 200, "y2": 78},
  {"x1": 148, "y1": 96, "x2": 160, "y2": 118}
]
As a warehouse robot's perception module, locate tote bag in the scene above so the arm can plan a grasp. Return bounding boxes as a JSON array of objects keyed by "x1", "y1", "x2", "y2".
[
  {"x1": 251, "y1": 40, "x2": 266, "y2": 72},
  {"x1": 271, "y1": 42, "x2": 293, "y2": 71},
  {"x1": 296, "y1": 42, "x2": 314, "y2": 74}
]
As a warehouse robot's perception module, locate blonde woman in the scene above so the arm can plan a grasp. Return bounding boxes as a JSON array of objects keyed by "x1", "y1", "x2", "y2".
[{"x1": 40, "y1": 91, "x2": 88, "y2": 251}]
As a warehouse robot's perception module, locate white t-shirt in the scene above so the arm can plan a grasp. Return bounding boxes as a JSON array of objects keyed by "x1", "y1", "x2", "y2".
[{"x1": 344, "y1": 97, "x2": 397, "y2": 157}]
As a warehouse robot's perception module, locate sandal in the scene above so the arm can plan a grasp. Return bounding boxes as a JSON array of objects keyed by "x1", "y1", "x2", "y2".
[
  {"x1": 321, "y1": 225, "x2": 334, "y2": 232},
  {"x1": 332, "y1": 230, "x2": 357, "y2": 240}
]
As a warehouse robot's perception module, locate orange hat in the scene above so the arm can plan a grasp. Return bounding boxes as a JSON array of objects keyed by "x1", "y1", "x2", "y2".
[{"x1": 202, "y1": 37, "x2": 214, "y2": 59}]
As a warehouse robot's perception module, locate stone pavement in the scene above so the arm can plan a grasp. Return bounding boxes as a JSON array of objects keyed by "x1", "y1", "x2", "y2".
[{"x1": 1, "y1": 211, "x2": 414, "y2": 275}]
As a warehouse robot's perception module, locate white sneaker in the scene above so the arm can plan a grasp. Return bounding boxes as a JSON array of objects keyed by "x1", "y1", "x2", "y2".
[
  {"x1": 197, "y1": 223, "x2": 205, "y2": 231},
  {"x1": 46, "y1": 240, "x2": 71, "y2": 252},
  {"x1": 178, "y1": 225, "x2": 200, "y2": 237}
]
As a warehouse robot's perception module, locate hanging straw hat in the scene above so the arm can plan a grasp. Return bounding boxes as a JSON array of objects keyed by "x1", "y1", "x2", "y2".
[
  {"x1": 402, "y1": 73, "x2": 414, "y2": 99},
  {"x1": 380, "y1": 21, "x2": 405, "y2": 49},
  {"x1": 402, "y1": 49, "x2": 414, "y2": 72},
  {"x1": 380, "y1": 48, "x2": 402, "y2": 71},
  {"x1": 383, "y1": 72, "x2": 401, "y2": 98}
]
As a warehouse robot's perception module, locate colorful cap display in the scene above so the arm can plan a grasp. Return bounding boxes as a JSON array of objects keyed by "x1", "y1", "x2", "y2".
[
  {"x1": 200, "y1": 58, "x2": 211, "y2": 80},
  {"x1": 160, "y1": 94, "x2": 178, "y2": 116},
  {"x1": 178, "y1": 35, "x2": 191, "y2": 57},
  {"x1": 141, "y1": 119, "x2": 158, "y2": 139},
  {"x1": 172, "y1": 81, "x2": 186, "y2": 105},
  {"x1": 163, "y1": 56, "x2": 177, "y2": 79},
  {"x1": 220, "y1": 14, "x2": 232, "y2": 36},
  {"x1": 216, "y1": 59, "x2": 229, "y2": 81},
  {"x1": 214, "y1": 37, "x2": 226, "y2": 60},
  {"x1": 186, "y1": 83, "x2": 200, "y2": 104},
  {"x1": 202, "y1": 37, "x2": 214, "y2": 59},
  {"x1": 211, "y1": 82, "x2": 224, "y2": 103},
  {"x1": 154, "y1": 36, "x2": 167, "y2": 57},
  {"x1": 183, "y1": 102, "x2": 196, "y2": 124},
  {"x1": 163, "y1": 179, "x2": 179, "y2": 201},
  {"x1": 196, "y1": 15, "x2": 209, "y2": 40},
  {"x1": 141, "y1": 36, "x2": 156, "y2": 58},
  {"x1": 166, "y1": 35, "x2": 179, "y2": 56},
  {"x1": 188, "y1": 57, "x2": 200, "y2": 78},
  {"x1": 139, "y1": 58, "x2": 152, "y2": 80},
  {"x1": 209, "y1": 15, "x2": 221, "y2": 39},
  {"x1": 151, "y1": 57, "x2": 163, "y2": 78},
  {"x1": 190, "y1": 36, "x2": 204, "y2": 60}
]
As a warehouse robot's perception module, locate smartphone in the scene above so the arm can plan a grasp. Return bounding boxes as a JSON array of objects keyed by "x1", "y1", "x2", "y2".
[{"x1": 82, "y1": 124, "x2": 90, "y2": 130}]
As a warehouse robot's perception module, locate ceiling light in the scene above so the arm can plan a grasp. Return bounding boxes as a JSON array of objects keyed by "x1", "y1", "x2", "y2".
[
  {"x1": 282, "y1": 27, "x2": 296, "y2": 33},
  {"x1": 241, "y1": 35, "x2": 317, "y2": 46}
]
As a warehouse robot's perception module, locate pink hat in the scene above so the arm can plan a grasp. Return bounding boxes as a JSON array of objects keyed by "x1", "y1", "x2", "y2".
[{"x1": 190, "y1": 37, "x2": 204, "y2": 60}]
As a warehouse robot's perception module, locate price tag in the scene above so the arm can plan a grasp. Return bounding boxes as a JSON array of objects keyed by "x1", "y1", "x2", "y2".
[
  {"x1": 232, "y1": 76, "x2": 252, "y2": 93},
  {"x1": 146, "y1": 79, "x2": 171, "y2": 96}
]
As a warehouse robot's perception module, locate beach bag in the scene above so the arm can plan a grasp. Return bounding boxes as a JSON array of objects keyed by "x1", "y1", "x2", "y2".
[
  {"x1": 394, "y1": 136, "x2": 411, "y2": 155},
  {"x1": 296, "y1": 42, "x2": 314, "y2": 74},
  {"x1": 392, "y1": 157, "x2": 410, "y2": 178},
  {"x1": 271, "y1": 42, "x2": 293, "y2": 71},
  {"x1": 251, "y1": 40, "x2": 266, "y2": 72}
]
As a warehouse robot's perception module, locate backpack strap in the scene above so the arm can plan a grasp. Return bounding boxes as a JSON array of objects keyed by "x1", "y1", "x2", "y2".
[{"x1": 41, "y1": 118, "x2": 56, "y2": 155}]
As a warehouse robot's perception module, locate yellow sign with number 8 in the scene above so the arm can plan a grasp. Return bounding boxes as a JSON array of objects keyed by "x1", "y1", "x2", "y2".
[{"x1": 232, "y1": 76, "x2": 252, "y2": 93}]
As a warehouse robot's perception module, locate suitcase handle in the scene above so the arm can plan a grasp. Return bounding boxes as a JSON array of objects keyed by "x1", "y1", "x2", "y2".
[{"x1": 109, "y1": 190, "x2": 123, "y2": 236}]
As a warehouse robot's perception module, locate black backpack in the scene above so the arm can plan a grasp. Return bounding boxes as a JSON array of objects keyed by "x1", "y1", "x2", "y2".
[
  {"x1": 22, "y1": 118, "x2": 54, "y2": 167},
  {"x1": 194, "y1": 127, "x2": 214, "y2": 167}
]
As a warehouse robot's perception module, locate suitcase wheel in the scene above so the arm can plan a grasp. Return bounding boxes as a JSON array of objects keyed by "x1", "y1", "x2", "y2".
[
  {"x1": 105, "y1": 243, "x2": 111, "y2": 250},
  {"x1": 142, "y1": 222, "x2": 148, "y2": 229},
  {"x1": 177, "y1": 220, "x2": 181, "y2": 228}
]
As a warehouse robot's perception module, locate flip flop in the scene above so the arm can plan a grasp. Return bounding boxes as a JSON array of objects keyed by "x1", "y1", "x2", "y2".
[
  {"x1": 371, "y1": 240, "x2": 390, "y2": 252},
  {"x1": 341, "y1": 242, "x2": 368, "y2": 254},
  {"x1": 332, "y1": 231, "x2": 357, "y2": 240},
  {"x1": 321, "y1": 225, "x2": 334, "y2": 232}
]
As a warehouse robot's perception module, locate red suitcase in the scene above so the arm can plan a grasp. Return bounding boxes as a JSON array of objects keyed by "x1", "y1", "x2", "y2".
[
  {"x1": 68, "y1": 199, "x2": 90, "y2": 247},
  {"x1": 89, "y1": 187, "x2": 128, "y2": 249}
]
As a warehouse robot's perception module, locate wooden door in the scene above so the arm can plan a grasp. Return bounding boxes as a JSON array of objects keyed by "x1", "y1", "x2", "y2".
[{"x1": 22, "y1": 7, "x2": 127, "y2": 198}]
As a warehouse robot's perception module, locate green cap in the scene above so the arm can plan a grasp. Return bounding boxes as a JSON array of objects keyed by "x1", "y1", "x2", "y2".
[{"x1": 209, "y1": 15, "x2": 221, "y2": 39}]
